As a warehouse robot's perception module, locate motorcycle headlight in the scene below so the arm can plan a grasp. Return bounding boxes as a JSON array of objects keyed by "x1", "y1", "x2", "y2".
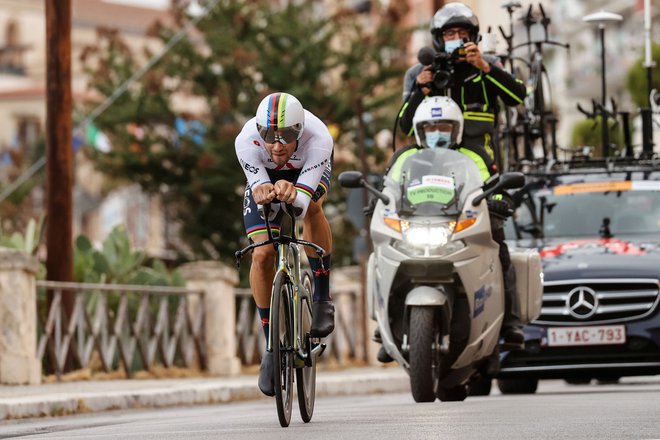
[
  {"x1": 393, "y1": 221, "x2": 464, "y2": 257},
  {"x1": 403, "y1": 222, "x2": 451, "y2": 247}
]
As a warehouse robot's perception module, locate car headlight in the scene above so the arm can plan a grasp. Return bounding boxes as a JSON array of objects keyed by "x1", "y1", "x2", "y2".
[{"x1": 392, "y1": 220, "x2": 465, "y2": 257}]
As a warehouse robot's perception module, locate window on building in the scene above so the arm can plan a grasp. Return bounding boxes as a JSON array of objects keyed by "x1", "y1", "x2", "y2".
[{"x1": 0, "y1": 20, "x2": 28, "y2": 75}]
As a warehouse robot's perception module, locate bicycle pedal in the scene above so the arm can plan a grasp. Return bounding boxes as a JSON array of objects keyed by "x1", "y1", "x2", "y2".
[{"x1": 311, "y1": 343, "x2": 327, "y2": 358}]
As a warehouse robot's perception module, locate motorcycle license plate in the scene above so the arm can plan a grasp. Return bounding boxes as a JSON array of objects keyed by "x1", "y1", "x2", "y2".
[{"x1": 546, "y1": 325, "x2": 626, "y2": 347}]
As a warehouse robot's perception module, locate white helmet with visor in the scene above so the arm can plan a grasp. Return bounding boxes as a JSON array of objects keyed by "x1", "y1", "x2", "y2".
[
  {"x1": 255, "y1": 92, "x2": 304, "y2": 144},
  {"x1": 413, "y1": 96, "x2": 464, "y2": 149}
]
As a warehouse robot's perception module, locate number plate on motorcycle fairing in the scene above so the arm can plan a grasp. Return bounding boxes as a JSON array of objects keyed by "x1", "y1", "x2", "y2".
[
  {"x1": 406, "y1": 175, "x2": 455, "y2": 205},
  {"x1": 546, "y1": 325, "x2": 626, "y2": 347}
]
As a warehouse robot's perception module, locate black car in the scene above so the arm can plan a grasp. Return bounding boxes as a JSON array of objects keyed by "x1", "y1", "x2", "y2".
[{"x1": 497, "y1": 161, "x2": 660, "y2": 394}]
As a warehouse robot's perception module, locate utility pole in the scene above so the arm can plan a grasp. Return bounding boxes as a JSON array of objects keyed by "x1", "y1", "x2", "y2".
[{"x1": 45, "y1": 1, "x2": 74, "y2": 293}]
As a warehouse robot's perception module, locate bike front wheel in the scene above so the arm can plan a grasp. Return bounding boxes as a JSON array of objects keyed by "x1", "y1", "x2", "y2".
[
  {"x1": 272, "y1": 271, "x2": 294, "y2": 427},
  {"x1": 296, "y1": 271, "x2": 316, "y2": 422}
]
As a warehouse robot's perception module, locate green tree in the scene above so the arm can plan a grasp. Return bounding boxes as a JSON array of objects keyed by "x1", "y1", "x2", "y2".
[
  {"x1": 626, "y1": 43, "x2": 660, "y2": 108},
  {"x1": 79, "y1": 0, "x2": 408, "y2": 265}
]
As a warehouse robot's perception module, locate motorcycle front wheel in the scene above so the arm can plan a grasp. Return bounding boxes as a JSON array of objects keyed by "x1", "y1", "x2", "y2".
[{"x1": 408, "y1": 306, "x2": 439, "y2": 402}]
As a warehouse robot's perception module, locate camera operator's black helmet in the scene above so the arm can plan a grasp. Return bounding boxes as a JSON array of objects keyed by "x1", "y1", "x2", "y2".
[{"x1": 430, "y1": 2, "x2": 480, "y2": 52}]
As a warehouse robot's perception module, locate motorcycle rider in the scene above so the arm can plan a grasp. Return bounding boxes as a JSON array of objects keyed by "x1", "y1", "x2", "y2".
[
  {"x1": 399, "y1": 2, "x2": 525, "y2": 178},
  {"x1": 376, "y1": 95, "x2": 524, "y2": 363}
]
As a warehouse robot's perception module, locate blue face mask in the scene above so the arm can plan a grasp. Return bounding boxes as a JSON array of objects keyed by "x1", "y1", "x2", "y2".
[
  {"x1": 425, "y1": 131, "x2": 452, "y2": 148},
  {"x1": 444, "y1": 39, "x2": 463, "y2": 55}
]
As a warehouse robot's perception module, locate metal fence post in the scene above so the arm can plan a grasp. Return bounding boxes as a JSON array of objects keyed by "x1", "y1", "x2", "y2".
[
  {"x1": 180, "y1": 261, "x2": 241, "y2": 376},
  {"x1": 0, "y1": 248, "x2": 41, "y2": 384}
]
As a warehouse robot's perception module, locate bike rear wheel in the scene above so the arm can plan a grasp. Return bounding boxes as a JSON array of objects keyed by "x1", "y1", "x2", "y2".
[
  {"x1": 296, "y1": 271, "x2": 316, "y2": 422},
  {"x1": 272, "y1": 271, "x2": 294, "y2": 427}
]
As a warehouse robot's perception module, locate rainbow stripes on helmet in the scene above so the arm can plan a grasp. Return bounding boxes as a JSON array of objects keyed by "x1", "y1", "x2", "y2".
[{"x1": 267, "y1": 92, "x2": 289, "y2": 129}]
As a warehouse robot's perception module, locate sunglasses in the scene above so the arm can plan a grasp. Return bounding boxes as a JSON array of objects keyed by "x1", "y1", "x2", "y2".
[
  {"x1": 442, "y1": 28, "x2": 470, "y2": 39},
  {"x1": 257, "y1": 124, "x2": 302, "y2": 144}
]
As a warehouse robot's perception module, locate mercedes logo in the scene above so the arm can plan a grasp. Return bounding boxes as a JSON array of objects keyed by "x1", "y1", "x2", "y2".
[{"x1": 566, "y1": 286, "x2": 599, "y2": 319}]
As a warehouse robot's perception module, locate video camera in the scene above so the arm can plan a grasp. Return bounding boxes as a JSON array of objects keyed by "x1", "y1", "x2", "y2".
[{"x1": 417, "y1": 41, "x2": 467, "y2": 91}]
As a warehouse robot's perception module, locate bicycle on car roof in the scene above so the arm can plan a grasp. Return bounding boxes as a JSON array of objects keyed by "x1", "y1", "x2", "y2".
[{"x1": 498, "y1": 2, "x2": 569, "y2": 168}]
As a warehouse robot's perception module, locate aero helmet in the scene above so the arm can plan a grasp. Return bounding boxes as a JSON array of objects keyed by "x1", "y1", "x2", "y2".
[
  {"x1": 430, "y1": 2, "x2": 479, "y2": 52},
  {"x1": 255, "y1": 92, "x2": 304, "y2": 144},
  {"x1": 413, "y1": 96, "x2": 464, "y2": 149}
]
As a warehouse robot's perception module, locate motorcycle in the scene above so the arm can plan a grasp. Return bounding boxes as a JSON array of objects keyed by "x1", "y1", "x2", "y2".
[{"x1": 339, "y1": 148, "x2": 542, "y2": 402}]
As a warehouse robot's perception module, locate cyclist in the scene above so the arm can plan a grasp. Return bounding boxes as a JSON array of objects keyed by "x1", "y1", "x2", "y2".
[
  {"x1": 376, "y1": 96, "x2": 524, "y2": 363},
  {"x1": 235, "y1": 92, "x2": 334, "y2": 396},
  {"x1": 399, "y1": 2, "x2": 526, "y2": 177}
]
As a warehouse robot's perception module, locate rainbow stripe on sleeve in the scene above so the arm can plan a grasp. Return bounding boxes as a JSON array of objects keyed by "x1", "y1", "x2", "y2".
[
  {"x1": 294, "y1": 182, "x2": 315, "y2": 199},
  {"x1": 246, "y1": 224, "x2": 281, "y2": 239}
]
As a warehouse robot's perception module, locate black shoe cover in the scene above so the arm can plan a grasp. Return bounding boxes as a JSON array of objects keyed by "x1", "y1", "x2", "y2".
[
  {"x1": 311, "y1": 301, "x2": 335, "y2": 338},
  {"x1": 258, "y1": 351, "x2": 275, "y2": 396},
  {"x1": 500, "y1": 327, "x2": 525, "y2": 351},
  {"x1": 377, "y1": 346, "x2": 394, "y2": 363}
]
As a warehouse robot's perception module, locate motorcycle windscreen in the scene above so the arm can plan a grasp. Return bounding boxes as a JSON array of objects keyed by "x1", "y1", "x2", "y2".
[{"x1": 395, "y1": 148, "x2": 483, "y2": 216}]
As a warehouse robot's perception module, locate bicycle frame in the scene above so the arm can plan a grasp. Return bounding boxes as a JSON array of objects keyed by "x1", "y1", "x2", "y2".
[{"x1": 235, "y1": 202, "x2": 325, "y2": 365}]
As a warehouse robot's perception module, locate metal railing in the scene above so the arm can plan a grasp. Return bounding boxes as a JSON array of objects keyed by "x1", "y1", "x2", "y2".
[
  {"x1": 235, "y1": 287, "x2": 360, "y2": 365},
  {"x1": 36, "y1": 281, "x2": 362, "y2": 380},
  {"x1": 36, "y1": 281, "x2": 206, "y2": 379}
]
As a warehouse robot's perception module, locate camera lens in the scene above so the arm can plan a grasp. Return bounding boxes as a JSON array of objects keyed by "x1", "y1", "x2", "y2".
[{"x1": 433, "y1": 71, "x2": 451, "y2": 89}]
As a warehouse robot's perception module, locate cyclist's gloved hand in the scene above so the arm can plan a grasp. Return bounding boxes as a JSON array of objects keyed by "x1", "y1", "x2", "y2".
[
  {"x1": 274, "y1": 180, "x2": 297, "y2": 204},
  {"x1": 252, "y1": 183, "x2": 276, "y2": 205}
]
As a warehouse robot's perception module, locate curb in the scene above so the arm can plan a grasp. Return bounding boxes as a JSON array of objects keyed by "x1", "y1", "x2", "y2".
[{"x1": 0, "y1": 369, "x2": 409, "y2": 420}]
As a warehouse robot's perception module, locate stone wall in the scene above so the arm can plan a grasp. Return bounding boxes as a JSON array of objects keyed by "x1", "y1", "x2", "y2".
[
  {"x1": 180, "y1": 260, "x2": 241, "y2": 377},
  {"x1": 0, "y1": 247, "x2": 41, "y2": 384}
]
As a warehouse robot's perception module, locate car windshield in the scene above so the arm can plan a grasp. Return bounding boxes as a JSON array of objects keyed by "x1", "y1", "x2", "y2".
[
  {"x1": 520, "y1": 180, "x2": 660, "y2": 238},
  {"x1": 390, "y1": 148, "x2": 484, "y2": 216}
]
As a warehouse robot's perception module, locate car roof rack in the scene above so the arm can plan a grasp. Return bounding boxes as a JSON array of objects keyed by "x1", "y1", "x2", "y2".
[{"x1": 519, "y1": 156, "x2": 660, "y2": 178}]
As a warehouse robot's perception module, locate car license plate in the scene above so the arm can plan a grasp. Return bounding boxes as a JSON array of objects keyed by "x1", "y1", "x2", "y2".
[{"x1": 546, "y1": 325, "x2": 626, "y2": 347}]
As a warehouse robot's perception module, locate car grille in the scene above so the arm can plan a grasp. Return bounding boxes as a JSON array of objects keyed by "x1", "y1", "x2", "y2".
[
  {"x1": 536, "y1": 278, "x2": 660, "y2": 325},
  {"x1": 498, "y1": 338, "x2": 660, "y2": 378}
]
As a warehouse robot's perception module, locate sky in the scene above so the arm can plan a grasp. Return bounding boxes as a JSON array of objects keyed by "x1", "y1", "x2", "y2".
[{"x1": 103, "y1": 0, "x2": 170, "y2": 10}]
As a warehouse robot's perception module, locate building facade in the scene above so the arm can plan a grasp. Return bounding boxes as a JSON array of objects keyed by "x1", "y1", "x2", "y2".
[{"x1": 0, "y1": 0, "x2": 170, "y2": 255}]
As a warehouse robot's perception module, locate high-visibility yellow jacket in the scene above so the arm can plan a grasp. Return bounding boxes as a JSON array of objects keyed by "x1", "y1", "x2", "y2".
[{"x1": 400, "y1": 57, "x2": 525, "y2": 176}]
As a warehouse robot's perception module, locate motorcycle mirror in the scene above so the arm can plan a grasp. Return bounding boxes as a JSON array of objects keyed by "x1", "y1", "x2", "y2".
[
  {"x1": 339, "y1": 170, "x2": 390, "y2": 204},
  {"x1": 338, "y1": 171, "x2": 365, "y2": 188},
  {"x1": 472, "y1": 172, "x2": 525, "y2": 207},
  {"x1": 499, "y1": 172, "x2": 526, "y2": 190}
]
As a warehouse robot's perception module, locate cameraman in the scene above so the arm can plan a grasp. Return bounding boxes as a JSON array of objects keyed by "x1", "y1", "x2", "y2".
[{"x1": 399, "y1": 2, "x2": 525, "y2": 178}]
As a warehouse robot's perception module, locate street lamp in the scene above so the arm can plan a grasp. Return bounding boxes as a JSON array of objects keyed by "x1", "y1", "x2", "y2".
[
  {"x1": 641, "y1": 0, "x2": 656, "y2": 157},
  {"x1": 583, "y1": 10, "x2": 622, "y2": 158}
]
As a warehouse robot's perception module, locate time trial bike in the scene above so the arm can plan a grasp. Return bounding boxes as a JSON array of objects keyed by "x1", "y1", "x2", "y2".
[{"x1": 235, "y1": 201, "x2": 326, "y2": 427}]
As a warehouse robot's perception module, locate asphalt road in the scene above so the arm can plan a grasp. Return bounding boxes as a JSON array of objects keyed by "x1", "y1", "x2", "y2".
[{"x1": 1, "y1": 378, "x2": 659, "y2": 440}]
